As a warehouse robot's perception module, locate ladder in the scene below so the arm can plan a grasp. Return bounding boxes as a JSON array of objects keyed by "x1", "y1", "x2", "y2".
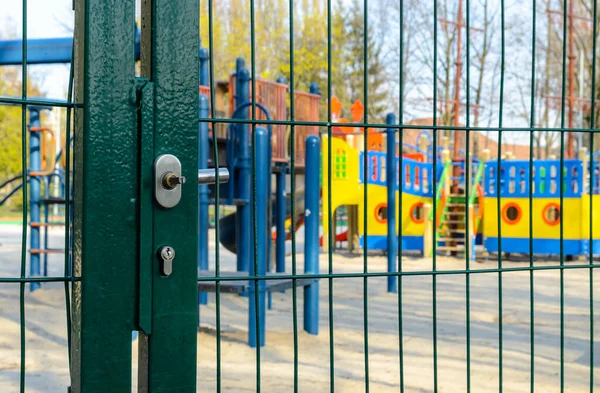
[{"x1": 435, "y1": 190, "x2": 478, "y2": 254}]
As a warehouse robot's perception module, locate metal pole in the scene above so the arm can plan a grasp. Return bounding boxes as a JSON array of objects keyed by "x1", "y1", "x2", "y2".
[
  {"x1": 249, "y1": 127, "x2": 269, "y2": 347},
  {"x1": 199, "y1": 48, "x2": 209, "y2": 86},
  {"x1": 309, "y1": 82, "x2": 320, "y2": 95},
  {"x1": 28, "y1": 107, "x2": 41, "y2": 292},
  {"x1": 198, "y1": 95, "x2": 209, "y2": 306},
  {"x1": 304, "y1": 135, "x2": 320, "y2": 335},
  {"x1": 235, "y1": 65, "x2": 251, "y2": 272},
  {"x1": 386, "y1": 113, "x2": 398, "y2": 293}
]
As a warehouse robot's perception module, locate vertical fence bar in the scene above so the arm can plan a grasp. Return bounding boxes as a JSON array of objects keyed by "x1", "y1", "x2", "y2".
[
  {"x1": 386, "y1": 113, "x2": 397, "y2": 294},
  {"x1": 498, "y1": 0, "x2": 506, "y2": 389},
  {"x1": 205, "y1": 0, "x2": 223, "y2": 385},
  {"x1": 589, "y1": 0, "x2": 598, "y2": 390},
  {"x1": 248, "y1": 0, "x2": 261, "y2": 382},
  {"x1": 559, "y1": 1, "x2": 568, "y2": 391},
  {"x1": 198, "y1": 95, "x2": 210, "y2": 306},
  {"x1": 362, "y1": 0, "x2": 371, "y2": 389},
  {"x1": 20, "y1": 0, "x2": 29, "y2": 390},
  {"x1": 287, "y1": 0, "x2": 299, "y2": 388},
  {"x1": 326, "y1": 0, "x2": 336, "y2": 388},
  {"x1": 397, "y1": 0, "x2": 405, "y2": 389},
  {"x1": 528, "y1": 0, "x2": 537, "y2": 390},
  {"x1": 63, "y1": 37, "x2": 76, "y2": 377},
  {"x1": 304, "y1": 135, "x2": 320, "y2": 335},
  {"x1": 432, "y1": 0, "x2": 439, "y2": 389}
]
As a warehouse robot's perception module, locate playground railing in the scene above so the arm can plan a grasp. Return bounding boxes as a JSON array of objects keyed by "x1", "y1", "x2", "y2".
[
  {"x1": 429, "y1": 159, "x2": 452, "y2": 224},
  {"x1": 228, "y1": 75, "x2": 288, "y2": 163}
]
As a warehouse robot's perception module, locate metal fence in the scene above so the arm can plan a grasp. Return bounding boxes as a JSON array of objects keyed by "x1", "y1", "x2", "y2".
[{"x1": 0, "y1": 0, "x2": 598, "y2": 391}]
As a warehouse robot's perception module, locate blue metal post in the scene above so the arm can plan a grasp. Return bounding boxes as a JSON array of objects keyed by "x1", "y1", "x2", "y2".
[
  {"x1": 199, "y1": 48, "x2": 209, "y2": 86},
  {"x1": 198, "y1": 95, "x2": 210, "y2": 305},
  {"x1": 275, "y1": 164, "x2": 286, "y2": 273},
  {"x1": 235, "y1": 65, "x2": 251, "y2": 272},
  {"x1": 28, "y1": 107, "x2": 42, "y2": 291},
  {"x1": 304, "y1": 135, "x2": 320, "y2": 335},
  {"x1": 249, "y1": 127, "x2": 269, "y2": 347},
  {"x1": 386, "y1": 113, "x2": 398, "y2": 293},
  {"x1": 309, "y1": 82, "x2": 320, "y2": 95}
]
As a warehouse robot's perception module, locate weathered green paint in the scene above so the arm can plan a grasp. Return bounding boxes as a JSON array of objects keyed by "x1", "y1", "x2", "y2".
[
  {"x1": 71, "y1": 0, "x2": 138, "y2": 392},
  {"x1": 71, "y1": 0, "x2": 198, "y2": 391}
]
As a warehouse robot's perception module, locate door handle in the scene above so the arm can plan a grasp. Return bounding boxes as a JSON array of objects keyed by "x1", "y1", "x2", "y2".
[{"x1": 198, "y1": 168, "x2": 229, "y2": 185}]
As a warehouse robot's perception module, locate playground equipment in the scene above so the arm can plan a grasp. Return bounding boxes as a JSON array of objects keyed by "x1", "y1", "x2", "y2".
[
  {"x1": 198, "y1": 135, "x2": 321, "y2": 347},
  {"x1": 196, "y1": 56, "x2": 322, "y2": 347}
]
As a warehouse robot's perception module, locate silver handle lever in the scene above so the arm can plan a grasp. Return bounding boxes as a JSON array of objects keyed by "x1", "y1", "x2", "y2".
[{"x1": 198, "y1": 168, "x2": 230, "y2": 185}]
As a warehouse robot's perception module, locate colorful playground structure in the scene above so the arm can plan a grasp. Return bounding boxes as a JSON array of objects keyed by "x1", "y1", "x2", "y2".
[{"x1": 322, "y1": 100, "x2": 600, "y2": 267}]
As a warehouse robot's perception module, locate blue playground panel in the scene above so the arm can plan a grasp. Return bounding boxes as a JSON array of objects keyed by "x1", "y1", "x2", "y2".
[{"x1": 484, "y1": 159, "x2": 584, "y2": 198}]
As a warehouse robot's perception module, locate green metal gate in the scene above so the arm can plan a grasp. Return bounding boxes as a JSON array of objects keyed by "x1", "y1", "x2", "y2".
[{"x1": 2, "y1": 0, "x2": 600, "y2": 391}]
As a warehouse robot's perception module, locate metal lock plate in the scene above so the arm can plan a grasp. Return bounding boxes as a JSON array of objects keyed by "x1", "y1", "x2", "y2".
[
  {"x1": 154, "y1": 154, "x2": 184, "y2": 208},
  {"x1": 158, "y1": 245, "x2": 175, "y2": 276}
]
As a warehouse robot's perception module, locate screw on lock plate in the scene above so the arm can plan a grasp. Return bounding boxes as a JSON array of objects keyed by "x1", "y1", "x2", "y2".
[{"x1": 158, "y1": 246, "x2": 175, "y2": 276}]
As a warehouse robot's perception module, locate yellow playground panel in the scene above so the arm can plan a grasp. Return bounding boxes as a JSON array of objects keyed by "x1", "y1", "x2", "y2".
[{"x1": 322, "y1": 136, "x2": 436, "y2": 252}]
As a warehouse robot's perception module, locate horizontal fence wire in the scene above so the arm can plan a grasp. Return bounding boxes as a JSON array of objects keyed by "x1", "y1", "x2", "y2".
[
  {"x1": 198, "y1": 116, "x2": 600, "y2": 133},
  {"x1": 195, "y1": 264, "x2": 600, "y2": 281}
]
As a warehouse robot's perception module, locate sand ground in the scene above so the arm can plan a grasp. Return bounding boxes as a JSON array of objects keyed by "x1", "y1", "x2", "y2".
[{"x1": 0, "y1": 224, "x2": 599, "y2": 392}]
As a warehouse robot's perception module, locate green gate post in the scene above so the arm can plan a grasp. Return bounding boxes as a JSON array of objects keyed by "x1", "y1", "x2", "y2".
[
  {"x1": 138, "y1": 0, "x2": 199, "y2": 392},
  {"x1": 70, "y1": 0, "x2": 198, "y2": 392}
]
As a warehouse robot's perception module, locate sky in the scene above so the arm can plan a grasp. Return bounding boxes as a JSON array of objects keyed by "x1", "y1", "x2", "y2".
[{"x1": 1, "y1": 0, "x2": 74, "y2": 100}]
